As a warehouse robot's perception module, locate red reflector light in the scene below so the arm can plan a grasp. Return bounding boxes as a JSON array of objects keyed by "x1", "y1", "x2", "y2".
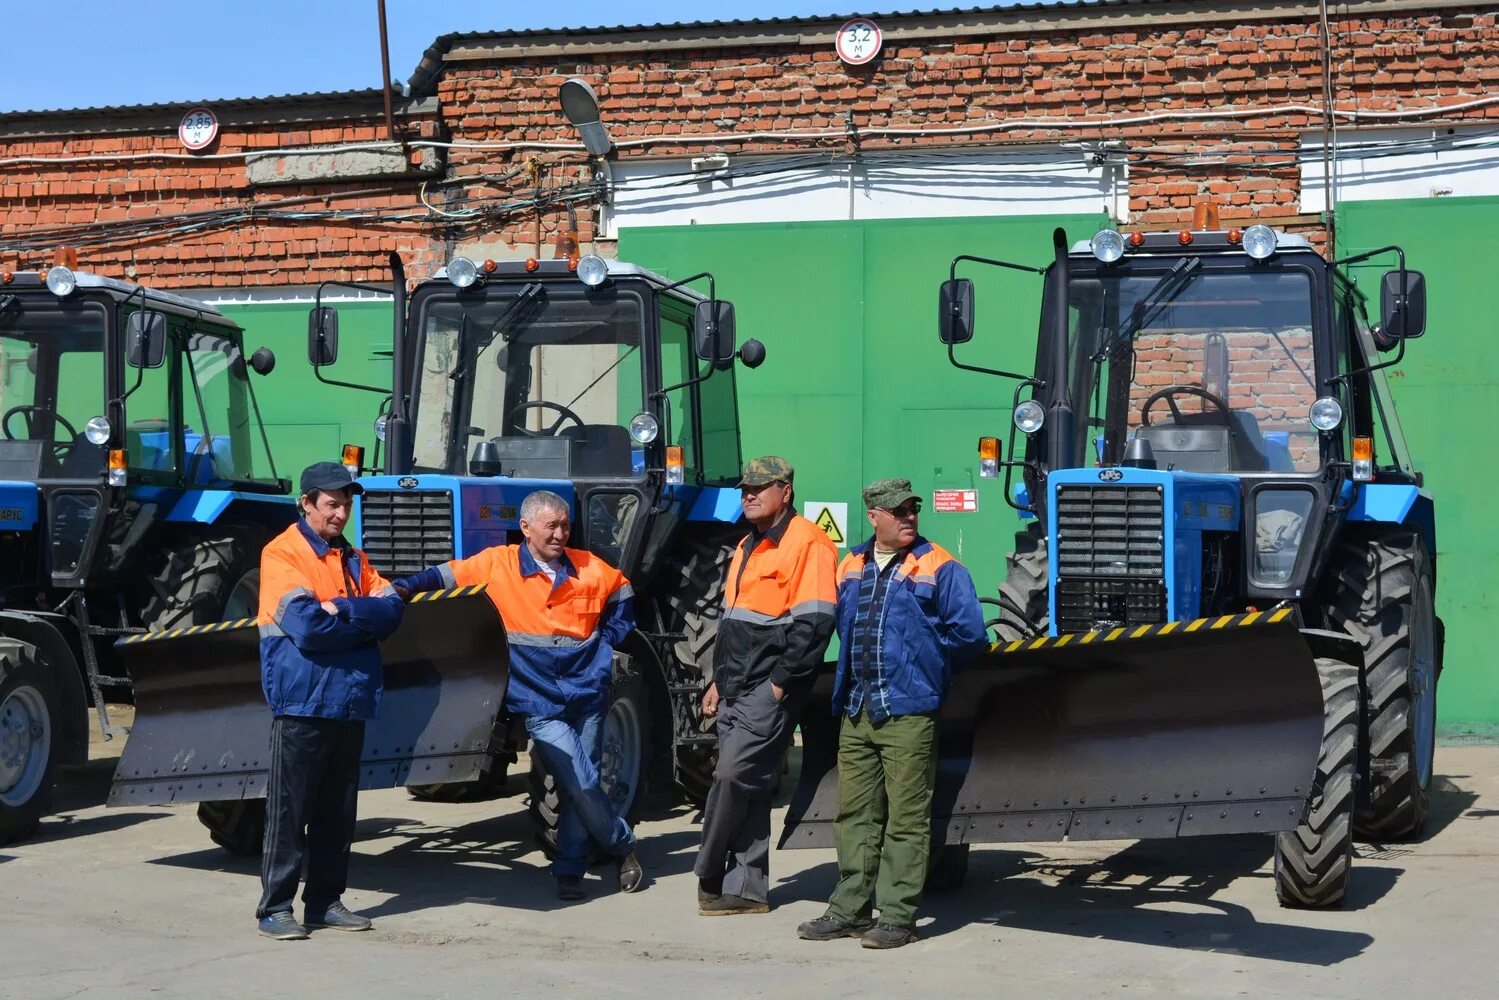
[{"x1": 1178, "y1": 230, "x2": 1194, "y2": 246}]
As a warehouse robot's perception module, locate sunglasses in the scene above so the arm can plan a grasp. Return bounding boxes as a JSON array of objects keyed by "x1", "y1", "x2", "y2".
[{"x1": 882, "y1": 503, "x2": 921, "y2": 518}]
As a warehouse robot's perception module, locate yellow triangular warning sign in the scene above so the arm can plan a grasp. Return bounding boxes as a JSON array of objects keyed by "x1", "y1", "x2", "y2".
[{"x1": 815, "y1": 506, "x2": 844, "y2": 544}]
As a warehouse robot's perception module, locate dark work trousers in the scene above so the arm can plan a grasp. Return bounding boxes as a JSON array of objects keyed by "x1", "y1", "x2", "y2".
[
  {"x1": 693, "y1": 679, "x2": 800, "y2": 903},
  {"x1": 256, "y1": 715, "x2": 366, "y2": 919}
]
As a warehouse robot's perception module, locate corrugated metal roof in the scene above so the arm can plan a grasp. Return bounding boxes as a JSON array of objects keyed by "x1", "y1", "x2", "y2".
[
  {"x1": 0, "y1": 87, "x2": 388, "y2": 125},
  {"x1": 406, "y1": 0, "x2": 1186, "y2": 92}
]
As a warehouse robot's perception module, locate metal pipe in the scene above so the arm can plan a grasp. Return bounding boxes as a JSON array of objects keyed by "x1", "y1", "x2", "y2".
[
  {"x1": 1045, "y1": 227, "x2": 1074, "y2": 474},
  {"x1": 377, "y1": 0, "x2": 398, "y2": 144}
]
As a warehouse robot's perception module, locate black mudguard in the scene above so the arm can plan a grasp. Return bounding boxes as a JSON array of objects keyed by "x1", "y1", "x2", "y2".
[
  {"x1": 108, "y1": 587, "x2": 507, "y2": 807},
  {"x1": 782, "y1": 609, "x2": 1325, "y2": 849}
]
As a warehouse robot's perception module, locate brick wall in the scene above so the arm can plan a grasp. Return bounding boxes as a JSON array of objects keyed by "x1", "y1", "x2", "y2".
[{"x1": 1, "y1": 5, "x2": 1495, "y2": 289}]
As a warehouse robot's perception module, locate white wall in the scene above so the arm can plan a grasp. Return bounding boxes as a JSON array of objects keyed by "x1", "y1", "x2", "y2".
[{"x1": 1301, "y1": 126, "x2": 1499, "y2": 212}]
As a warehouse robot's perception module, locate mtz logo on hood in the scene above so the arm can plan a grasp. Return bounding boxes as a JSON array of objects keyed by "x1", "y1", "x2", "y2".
[
  {"x1": 1097, "y1": 468, "x2": 1124, "y2": 482},
  {"x1": 397, "y1": 476, "x2": 419, "y2": 489}
]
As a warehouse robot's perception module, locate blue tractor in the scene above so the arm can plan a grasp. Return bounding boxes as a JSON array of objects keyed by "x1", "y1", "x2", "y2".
[
  {"x1": 785, "y1": 214, "x2": 1439, "y2": 908},
  {"x1": 0, "y1": 259, "x2": 295, "y2": 844},
  {"x1": 111, "y1": 250, "x2": 767, "y2": 855}
]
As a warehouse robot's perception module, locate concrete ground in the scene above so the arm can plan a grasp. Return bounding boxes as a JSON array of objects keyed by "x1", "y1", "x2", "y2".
[{"x1": 1, "y1": 719, "x2": 1493, "y2": 1000}]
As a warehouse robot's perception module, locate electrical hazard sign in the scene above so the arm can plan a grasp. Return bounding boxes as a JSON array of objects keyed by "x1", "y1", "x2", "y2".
[{"x1": 805, "y1": 501, "x2": 849, "y2": 547}]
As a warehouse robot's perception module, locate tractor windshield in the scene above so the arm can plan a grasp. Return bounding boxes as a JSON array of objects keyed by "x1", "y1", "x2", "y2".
[
  {"x1": 410, "y1": 284, "x2": 646, "y2": 476},
  {"x1": 1065, "y1": 266, "x2": 1323, "y2": 474},
  {"x1": 0, "y1": 296, "x2": 108, "y2": 479}
]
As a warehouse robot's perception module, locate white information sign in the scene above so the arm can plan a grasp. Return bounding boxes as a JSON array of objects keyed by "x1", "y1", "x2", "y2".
[{"x1": 804, "y1": 501, "x2": 850, "y2": 547}]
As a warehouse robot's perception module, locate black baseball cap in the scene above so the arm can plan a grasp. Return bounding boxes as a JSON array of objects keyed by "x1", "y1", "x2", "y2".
[{"x1": 299, "y1": 461, "x2": 364, "y2": 496}]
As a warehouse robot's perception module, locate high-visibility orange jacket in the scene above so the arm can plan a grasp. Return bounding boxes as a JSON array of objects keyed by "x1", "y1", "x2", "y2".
[
  {"x1": 395, "y1": 544, "x2": 634, "y2": 719},
  {"x1": 257, "y1": 520, "x2": 403, "y2": 720},
  {"x1": 713, "y1": 509, "x2": 838, "y2": 700}
]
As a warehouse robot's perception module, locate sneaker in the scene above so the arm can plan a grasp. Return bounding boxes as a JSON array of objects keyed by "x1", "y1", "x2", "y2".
[
  {"x1": 797, "y1": 914, "x2": 874, "y2": 941},
  {"x1": 304, "y1": 901, "x2": 371, "y2": 932},
  {"x1": 617, "y1": 851, "x2": 644, "y2": 893},
  {"x1": 257, "y1": 911, "x2": 309, "y2": 941},
  {"x1": 557, "y1": 875, "x2": 587, "y2": 900},
  {"x1": 698, "y1": 892, "x2": 770, "y2": 917},
  {"x1": 860, "y1": 922, "x2": 918, "y2": 949}
]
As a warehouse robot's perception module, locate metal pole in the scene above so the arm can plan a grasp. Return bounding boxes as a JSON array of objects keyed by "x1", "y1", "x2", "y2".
[{"x1": 377, "y1": 0, "x2": 397, "y2": 144}]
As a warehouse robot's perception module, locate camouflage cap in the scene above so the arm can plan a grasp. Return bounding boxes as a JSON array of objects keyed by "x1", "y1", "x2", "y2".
[
  {"x1": 863, "y1": 477, "x2": 920, "y2": 511},
  {"x1": 739, "y1": 455, "x2": 794, "y2": 487}
]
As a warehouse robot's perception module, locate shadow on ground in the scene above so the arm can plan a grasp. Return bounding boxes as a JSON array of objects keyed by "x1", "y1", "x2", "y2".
[
  {"x1": 149, "y1": 804, "x2": 703, "y2": 917},
  {"x1": 777, "y1": 836, "x2": 1383, "y2": 965}
]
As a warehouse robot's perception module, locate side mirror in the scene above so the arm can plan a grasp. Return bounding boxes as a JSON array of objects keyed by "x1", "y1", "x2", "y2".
[
  {"x1": 308, "y1": 307, "x2": 339, "y2": 366},
  {"x1": 250, "y1": 346, "x2": 276, "y2": 375},
  {"x1": 1380, "y1": 269, "x2": 1426, "y2": 341},
  {"x1": 693, "y1": 299, "x2": 737, "y2": 372},
  {"x1": 126, "y1": 312, "x2": 167, "y2": 369},
  {"x1": 738, "y1": 339, "x2": 766, "y2": 369},
  {"x1": 938, "y1": 278, "x2": 975, "y2": 345}
]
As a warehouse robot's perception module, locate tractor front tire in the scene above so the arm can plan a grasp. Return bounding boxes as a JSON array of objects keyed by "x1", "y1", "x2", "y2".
[
  {"x1": 1328, "y1": 530, "x2": 1439, "y2": 841},
  {"x1": 1274, "y1": 657, "x2": 1359, "y2": 909},
  {"x1": 196, "y1": 799, "x2": 266, "y2": 857},
  {"x1": 0, "y1": 640, "x2": 60, "y2": 847},
  {"x1": 994, "y1": 524, "x2": 1049, "y2": 642}
]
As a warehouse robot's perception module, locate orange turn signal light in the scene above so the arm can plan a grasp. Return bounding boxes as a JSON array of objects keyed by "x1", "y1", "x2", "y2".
[
  {"x1": 108, "y1": 449, "x2": 127, "y2": 471},
  {"x1": 1352, "y1": 436, "x2": 1374, "y2": 462},
  {"x1": 978, "y1": 437, "x2": 1000, "y2": 461}
]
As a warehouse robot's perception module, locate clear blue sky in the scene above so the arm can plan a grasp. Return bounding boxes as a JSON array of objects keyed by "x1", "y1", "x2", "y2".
[{"x1": 0, "y1": 1, "x2": 947, "y2": 113}]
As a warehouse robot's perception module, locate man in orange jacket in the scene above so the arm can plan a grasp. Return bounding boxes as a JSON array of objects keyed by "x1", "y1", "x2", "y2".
[
  {"x1": 255, "y1": 462, "x2": 404, "y2": 941},
  {"x1": 393, "y1": 489, "x2": 643, "y2": 900},
  {"x1": 695, "y1": 456, "x2": 838, "y2": 915}
]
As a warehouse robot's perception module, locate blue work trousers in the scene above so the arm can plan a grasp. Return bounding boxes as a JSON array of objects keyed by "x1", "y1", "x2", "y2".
[{"x1": 525, "y1": 710, "x2": 635, "y2": 877}]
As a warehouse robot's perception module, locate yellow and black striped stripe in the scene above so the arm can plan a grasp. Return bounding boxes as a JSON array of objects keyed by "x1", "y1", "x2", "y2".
[
  {"x1": 991, "y1": 607, "x2": 1295, "y2": 655},
  {"x1": 119, "y1": 585, "x2": 490, "y2": 645}
]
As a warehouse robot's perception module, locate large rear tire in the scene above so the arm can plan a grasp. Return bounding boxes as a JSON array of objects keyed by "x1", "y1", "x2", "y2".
[
  {"x1": 1274, "y1": 657, "x2": 1358, "y2": 909},
  {"x1": 0, "y1": 640, "x2": 60, "y2": 847},
  {"x1": 143, "y1": 528, "x2": 269, "y2": 855},
  {"x1": 993, "y1": 524, "x2": 1049, "y2": 642},
  {"x1": 1328, "y1": 530, "x2": 1438, "y2": 841},
  {"x1": 528, "y1": 657, "x2": 651, "y2": 860},
  {"x1": 663, "y1": 527, "x2": 738, "y2": 805}
]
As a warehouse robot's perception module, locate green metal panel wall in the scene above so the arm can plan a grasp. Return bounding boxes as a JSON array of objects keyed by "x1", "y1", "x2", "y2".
[
  {"x1": 620, "y1": 213, "x2": 1105, "y2": 596},
  {"x1": 215, "y1": 300, "x2": 392, "y2": 489},
  {"x1": 1338, "y1": 196, "x2": 1499, "y2": 737}
]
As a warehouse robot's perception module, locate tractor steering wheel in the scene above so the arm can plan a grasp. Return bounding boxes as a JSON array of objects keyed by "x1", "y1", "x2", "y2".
[
  {"x1": 506, "y1": 400, "x2": 586, "y2": 438},
  {"x1": 1139, "y1": 385, "x2": 1233, "y2": 427},
  {"x1": 2, "y1": 405, "x2": 80, "y2": 461}
]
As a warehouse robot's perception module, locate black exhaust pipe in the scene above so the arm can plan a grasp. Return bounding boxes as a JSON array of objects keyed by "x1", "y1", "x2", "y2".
[{"x1": 1045, "y1": 228, "x2": 1075, "y2": 473}]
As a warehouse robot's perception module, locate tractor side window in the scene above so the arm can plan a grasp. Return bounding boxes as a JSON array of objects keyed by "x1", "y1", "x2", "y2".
[
  {"x1": 696, "y1": 354, "x2": 742, "y2": 487},
  {"x1": 176, "y1": 328, "x2": 275, "y2": 484},
  {"x1": 659, "y1": 310, "x2": 700, "y2": 480},
  {"x1": 122, "y1": 309, "x2": 176, "y2": 478}
]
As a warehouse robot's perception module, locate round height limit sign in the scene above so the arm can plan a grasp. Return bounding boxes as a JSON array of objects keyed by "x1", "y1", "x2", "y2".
[
  {"x1": 835, "y1": 18, "x2": 882, "y2": 66},
  {"x1": 178, "y1": 107, "x2": 218, "y2": 151}
]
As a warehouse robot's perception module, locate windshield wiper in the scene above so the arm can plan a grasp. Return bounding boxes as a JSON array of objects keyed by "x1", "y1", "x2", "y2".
[
  {"x1": 448, "y1": 282, "x2": 544, "y2": 382},
  {"x1": 1090, "y1": 257, "x2": 1202, "y2": 364}
]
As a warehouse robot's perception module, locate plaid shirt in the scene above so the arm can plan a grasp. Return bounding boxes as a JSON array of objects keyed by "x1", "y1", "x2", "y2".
[{"x1": 844, "y1": 549, "x2": 904, "y2": 722}]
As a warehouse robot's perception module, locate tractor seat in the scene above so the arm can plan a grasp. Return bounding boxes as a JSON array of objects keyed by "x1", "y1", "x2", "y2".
[{"x1": 558, "y1": 423, "x2": 634, "y2": 478}]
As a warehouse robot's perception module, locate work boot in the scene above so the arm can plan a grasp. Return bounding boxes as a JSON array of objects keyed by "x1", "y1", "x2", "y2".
[
  {"x1": 698, "y1": 892, "x2": 770, "y2": 916},
  {"x1": 617, "y1": 851, "x2": 645, "y2": 893},
  {"x1": 257, "y1": 911, "x2": 309, "y2": 941},
  {"x1": 304, "y1": 901, "x2": 372, "y2": 932},
  {"x1": 796, "y1": 914, "x2": 874, "y2": 941},
  {"x1": 557, "y1": 875, "x2": 586, "y2": 900},
  {"x1": 697, "y1": 878, "x2": 722, "y2": 907},
  {"x1": 860, "y1": 922, "x2": 918, "y2": 949}
]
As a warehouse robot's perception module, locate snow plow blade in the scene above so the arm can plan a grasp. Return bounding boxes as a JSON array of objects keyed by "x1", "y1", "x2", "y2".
[
  {"x1": 782, "y1": 609, "x2": 1326, "y2": 849},
  {"x1": 108, "y1": 587, "x2": 507, "y2": 807}
]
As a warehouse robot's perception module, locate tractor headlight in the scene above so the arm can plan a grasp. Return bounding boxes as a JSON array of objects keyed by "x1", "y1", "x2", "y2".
[
  {"x1": 84, "y1": 415, "x2": 111, "y2": 445},
  {"x1": 373, "y1": 413, "x2": 388, "y2": 442},
  {"x1": 628, "y1": 412, "x2": 659, "y2": 444},
  {"x1": 1243, "y1": 225, "x2": 1278, "y2": 260},
  {"x1": 45, "y1": 266, "x2": 77, "y2": 297},
  {"x1": 1089, "y1": 229, "x2": 1125, "y2": 264},
  {"x1": 577, "y1": 254, "x2": 609, "y2": 287},
  {"x1": 1309, "y1": 396, "x2": 1344, "y2": 433},
  {"x1": 446, "y1": 256, "x2": 479, "y2": 289},
  {"x1": 1014, "y1": 400, "x2": 1046, "y2": 435}
]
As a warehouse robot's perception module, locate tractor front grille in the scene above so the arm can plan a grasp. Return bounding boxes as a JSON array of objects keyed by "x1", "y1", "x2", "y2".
[
  {"x1": 1054, "y1": 484, "x2": 1167, "y2": 633},
  {"x1": 360, "y1": 489, "x2": 454, "y2": 577}
]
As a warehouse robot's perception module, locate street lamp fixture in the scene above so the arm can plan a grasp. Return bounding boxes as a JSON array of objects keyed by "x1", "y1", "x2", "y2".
[{"x1": 558, "y1": 77, "x2": 613, "y2": 157}]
